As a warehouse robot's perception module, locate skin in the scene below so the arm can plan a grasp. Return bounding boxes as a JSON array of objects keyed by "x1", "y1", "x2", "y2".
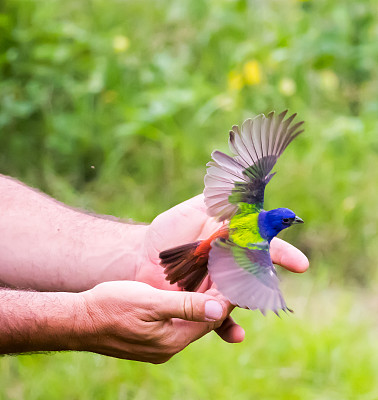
[{"x1": 0, "y1": 175, "x2": 309, "y2": 363}]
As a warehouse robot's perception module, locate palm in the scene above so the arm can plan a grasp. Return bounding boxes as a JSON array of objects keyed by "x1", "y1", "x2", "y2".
[{"x1": 136, "y1": 195, "x2": 220, "y2": 291}]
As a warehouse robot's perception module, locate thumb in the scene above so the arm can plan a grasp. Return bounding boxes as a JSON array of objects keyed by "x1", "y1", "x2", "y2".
[{"x1": 157, "y1": 290, "x2": 229, "y2": 322}]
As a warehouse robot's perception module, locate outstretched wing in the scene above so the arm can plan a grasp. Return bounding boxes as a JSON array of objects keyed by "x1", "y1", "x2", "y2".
[
  {"x1": 204, "y1": 110, "x2": 304, "y2": 221},
  {"x1": 208, "y1": 239, "x2": 290, "y2": 314}
]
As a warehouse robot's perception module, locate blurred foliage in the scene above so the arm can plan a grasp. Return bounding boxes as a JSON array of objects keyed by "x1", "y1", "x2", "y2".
[
  {"x1": 0, "y1": 0, "x2": 378, "y2": 283},
  {"x1": 1, "y1": 0, "x2": 378, "y2": 398}
]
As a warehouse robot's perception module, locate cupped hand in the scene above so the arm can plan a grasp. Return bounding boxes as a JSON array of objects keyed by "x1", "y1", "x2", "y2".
[
  {"x1": 79, "y1": 281, "x2": 232, "y2": 363},
  {"x1": 135, "y1": 195, "x2": 309, "y2": 344}
]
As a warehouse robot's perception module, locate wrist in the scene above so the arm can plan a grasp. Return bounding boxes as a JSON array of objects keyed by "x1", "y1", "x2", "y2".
[
  {"x1": 70, "y1": 286, "x2": 119, "y2": 354},
  {"x1": 113, "y1": 222, "x2": 148, "y2": 282},
  {"x1": 63, "y1": 292, "x2": 93, "y2": 352},
  {"x1": 76, "y1": 220, "x2": 148, "y2": 288},
  {"x1": 33, "y1": 292, "x2": 87, "y2": 352}
]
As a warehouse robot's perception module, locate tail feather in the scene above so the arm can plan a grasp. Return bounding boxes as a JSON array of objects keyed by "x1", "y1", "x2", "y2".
[
  {"x1": 178, "y1": 267, "x2": 209, "y2": 292},
  {"x1": 160, "y1": 241, "x2": 209, "y2": 291}
]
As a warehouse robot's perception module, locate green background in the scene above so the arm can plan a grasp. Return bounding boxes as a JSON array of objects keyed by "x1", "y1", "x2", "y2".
[{"x1": 1, "y1": 0, "x2": 378, "y2": 398}]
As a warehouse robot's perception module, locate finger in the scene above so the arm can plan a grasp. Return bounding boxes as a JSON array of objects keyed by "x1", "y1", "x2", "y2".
[
  {"x1": 196, "y1": 275, "x2": 212, "y2": 293},
  {"x1": 215, "y1": 316, "x2": 245, "y2": 343},
  {"x1": 171, "y1": 318, "x2": 215, "y2": 346},
  {"x1": 157, "y1": 289, "x2": 230, "y2": 322},
  {"x1": 171, "y1": 315, "x2": 244, "y2": 347},
  {"x1": 270, "y1": 237, "x2": 309, "y2": 273},
  {"x1": 174, "y1": 194, "x2": 207, "y2": 214}
]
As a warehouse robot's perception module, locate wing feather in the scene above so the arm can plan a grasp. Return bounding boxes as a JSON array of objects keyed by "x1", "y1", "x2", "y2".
[
  {"x1": 208, "y1": 239, "x2": 289, "y2": 313},
  {"x1": 204, "y1": 111, "x2": 304, "y2": 221}
]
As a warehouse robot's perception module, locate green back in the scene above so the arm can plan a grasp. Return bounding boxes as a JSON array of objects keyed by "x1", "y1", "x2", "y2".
[{"x1": 229, "y1": 203, "x2": 264, "y2": 248}]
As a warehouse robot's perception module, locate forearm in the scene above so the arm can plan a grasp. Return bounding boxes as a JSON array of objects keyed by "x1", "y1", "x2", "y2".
[
  {"x1": 0, "y1": 175, "x2": 147, "y2": 291},
  {"x1": 0, "y1": 288, "x2": 85, "y2": 354}
]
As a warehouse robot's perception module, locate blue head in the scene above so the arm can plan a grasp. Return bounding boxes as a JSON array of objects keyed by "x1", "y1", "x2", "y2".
[{"x1": 258, "y1": 208, "x2": 304, "y2": 242}]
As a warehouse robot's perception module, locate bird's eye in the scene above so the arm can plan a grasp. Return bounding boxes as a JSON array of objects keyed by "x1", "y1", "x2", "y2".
[{"x1": 283, "y1": 218, "x2": 290, "y2": 224}]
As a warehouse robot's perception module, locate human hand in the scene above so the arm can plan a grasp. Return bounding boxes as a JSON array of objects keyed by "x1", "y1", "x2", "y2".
[
  {"x1": 79, "y1": 280, "x2": 232, "y2": 363},
  {"x1": 136, "y1": 195, "x2": 309, "y2": 343}
]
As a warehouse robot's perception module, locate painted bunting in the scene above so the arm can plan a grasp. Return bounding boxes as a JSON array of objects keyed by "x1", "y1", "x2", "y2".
[{"x1": 160, "y1": 110, "x2": 304, "y2": 314}]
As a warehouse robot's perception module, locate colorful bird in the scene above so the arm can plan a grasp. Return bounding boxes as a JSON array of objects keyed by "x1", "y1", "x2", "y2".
[{"x1": 160, "y1": 110, "x2": 304, "y2": 314}]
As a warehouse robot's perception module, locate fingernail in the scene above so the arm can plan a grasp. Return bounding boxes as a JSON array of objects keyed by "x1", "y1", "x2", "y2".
[{"x1": 205, "y1": 300, "x2": 223, "y2": 321}]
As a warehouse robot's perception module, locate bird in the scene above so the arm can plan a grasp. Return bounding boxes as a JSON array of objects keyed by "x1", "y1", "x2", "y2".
[{"x1": 159, "y1": 110, "x2": 305, "y2": 314}]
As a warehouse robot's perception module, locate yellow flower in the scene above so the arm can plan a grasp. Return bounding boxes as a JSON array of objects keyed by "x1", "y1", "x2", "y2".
[
  {"x1": 319, "y1": 70, "x2": 339, "y2": 92},
  {"x1": 112, "y1": 35, "x2": 130, "y2": 53},
  {"x1": 243, "y1": 60, "x2": 262, "y2": 85},
  {"x1": 279, "y1": 77, "x2": 296, "y2": 96},
  {"x1": 228, "y1": 70, "x2": 244, "y2": 91}
]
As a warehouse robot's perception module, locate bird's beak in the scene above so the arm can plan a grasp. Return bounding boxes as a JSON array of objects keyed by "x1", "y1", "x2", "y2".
[{"x1": 292, "y1": 216, "x2": 304, "y2": 224}]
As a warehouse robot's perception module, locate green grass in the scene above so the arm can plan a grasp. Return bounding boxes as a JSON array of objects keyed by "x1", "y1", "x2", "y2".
[{"x1": 2, "y1": 278, "x2": 378, "y2": 399}]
